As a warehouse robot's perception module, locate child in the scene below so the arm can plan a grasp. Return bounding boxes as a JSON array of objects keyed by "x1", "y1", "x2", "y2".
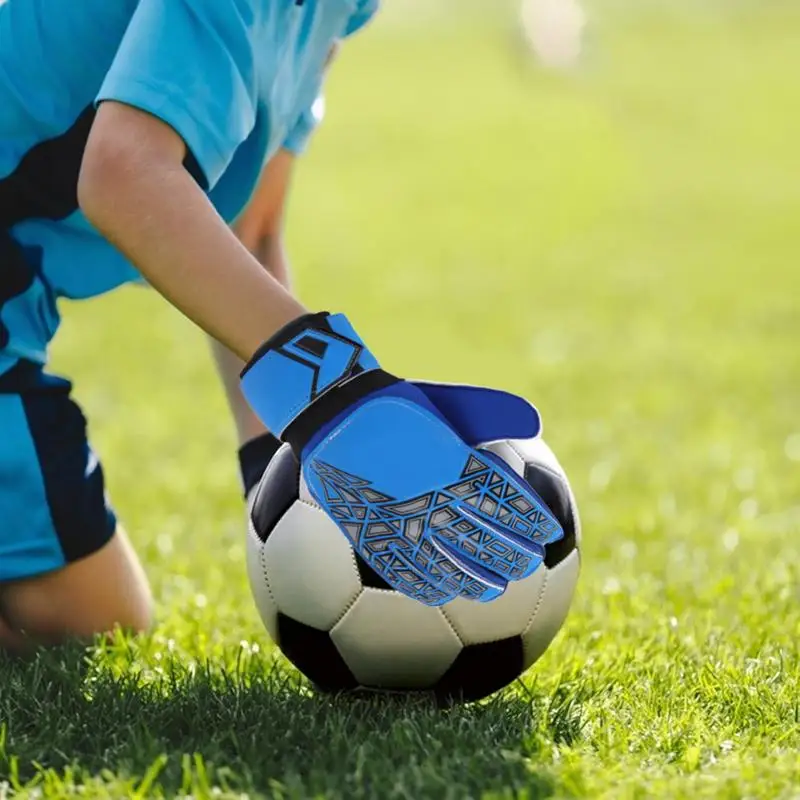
[{"x1": 0, "y1": 0, "x2": 562, "y2": 650}]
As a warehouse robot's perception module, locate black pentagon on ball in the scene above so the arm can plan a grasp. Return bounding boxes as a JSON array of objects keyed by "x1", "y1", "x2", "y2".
[
  {"x1": 276, "y1": 613, "x2": 359, "y2": 693},
  {"x1": 250, "y1": 445, "x2": 300, "y2": 543},
  {"x1": 432, "y1": 637, "x2": 525, "y2": 706},
  {"x1": 523, "y1": 462, "x2": 577, "y2": 568},
  {"x1": 354, "y1": 552, "x2": 394, "y2": 591}
]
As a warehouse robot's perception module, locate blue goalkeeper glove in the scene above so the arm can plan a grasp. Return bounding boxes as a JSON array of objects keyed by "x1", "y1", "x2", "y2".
[{"x1": 240, "y1": 312, "x2": 564, "y2": 607}]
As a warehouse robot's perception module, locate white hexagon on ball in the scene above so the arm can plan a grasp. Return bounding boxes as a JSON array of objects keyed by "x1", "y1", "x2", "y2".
[
  {"x1": 442, "y1": 564, "x2": 548, "y2": 645},
  {"x1": 332, "y1": 591, "x2": 461, "y2": 689},
  {"x1": 522, "y1": 549, "x2": 580, "y2": 665},
  {"x1": 246, "y1": 523, "x2": 279, "y2": 643},
  {"x1": 263, "y1": 502, "x2": 362, "y2": 631}
]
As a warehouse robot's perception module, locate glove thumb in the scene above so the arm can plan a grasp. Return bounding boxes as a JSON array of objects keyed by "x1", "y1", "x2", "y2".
[{"x1": 411, "y1": 382, "x2": 541, "y2": 446}]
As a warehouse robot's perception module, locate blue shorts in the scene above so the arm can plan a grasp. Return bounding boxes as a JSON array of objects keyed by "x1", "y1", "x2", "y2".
[{"x1": 0, "y1": 361, "x2": 117, "y2": 583}]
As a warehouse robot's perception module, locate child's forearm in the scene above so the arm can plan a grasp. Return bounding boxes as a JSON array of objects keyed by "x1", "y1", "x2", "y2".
[
  {"x1": 212, "y1": 222, "x2": 295, "y2": 445},
  {"x1": 78, "y1": 102, "x2": 306, "y2": 360}
]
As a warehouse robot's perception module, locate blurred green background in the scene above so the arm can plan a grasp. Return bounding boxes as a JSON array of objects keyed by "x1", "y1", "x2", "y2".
[{"x1": 6, "y1": 1, "x2": 799, "y2": 797}]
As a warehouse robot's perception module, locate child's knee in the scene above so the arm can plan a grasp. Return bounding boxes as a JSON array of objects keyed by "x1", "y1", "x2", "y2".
[
  {"x1": 2, "y1": 580, "x2": 152, "y2": 643},
  {"x1": 1, "y1": 529, "x2": 153, "y2": 642}
]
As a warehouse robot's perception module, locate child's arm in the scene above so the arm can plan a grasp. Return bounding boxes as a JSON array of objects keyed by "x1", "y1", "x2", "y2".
[
  {"x1": 79, "y1": 102, "x2": 305, "y2": 360},
  {"x1": 210, "y1": 150, "x2": 297, "y2": 447},
  {"x1": 78, "y1": 0, "x2": 563, "y2": 605}
]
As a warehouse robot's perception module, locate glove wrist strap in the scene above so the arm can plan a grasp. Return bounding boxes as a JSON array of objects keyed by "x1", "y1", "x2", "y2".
[
  {"x1": 240, "y1": 312, "x2": 395, "y2": 451},
  {"x1": 283, "y1": 367, "x2": 398, "y2": 455}
]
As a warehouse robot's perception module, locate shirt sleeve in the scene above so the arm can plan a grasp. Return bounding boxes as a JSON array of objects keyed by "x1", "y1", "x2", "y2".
[
  {"x1": 283, "y1": 0, "x2": 379, "y2": 155},
  {"x1": 282, "y1": 94, "x2": 326, "y2": 156},
  {"x1": 96, "y1": 0, "x2": 259, "y2": 190},
  {"x1": 344, "y1": 0, "x2": 380, "y2": 37}
]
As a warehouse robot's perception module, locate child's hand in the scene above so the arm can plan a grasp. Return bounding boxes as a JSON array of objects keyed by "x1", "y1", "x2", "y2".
[{"x1": 241, "y1": 313, "x2": 564, "y2": 607}]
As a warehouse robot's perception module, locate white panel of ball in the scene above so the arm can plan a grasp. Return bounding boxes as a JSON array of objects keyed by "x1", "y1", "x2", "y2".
[
  {"x1": 522, "y1": 549, "x2": 580, "y2": 666},
  {"x1": 262, "y1": 502, "x2": 362, "y2": 631},
  {"x1": 331, "y1": 590, "x2": 462, "y2": 688},
  {"x1": 442, "y1": 563, "x2": 548, "y2": 645},
  {"x1": 246, "y1": 522, "x2": 279, "y2": 643}
]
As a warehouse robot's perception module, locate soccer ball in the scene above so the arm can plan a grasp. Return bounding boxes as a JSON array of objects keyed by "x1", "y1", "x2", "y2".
[{"x1": 246, "y1": 436, "x2": 581, "y2": 705}]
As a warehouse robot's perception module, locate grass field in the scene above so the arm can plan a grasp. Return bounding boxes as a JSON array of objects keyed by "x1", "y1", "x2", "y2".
[{"x1": 2, "y1": 2, "x2": 800, "y2": 797}]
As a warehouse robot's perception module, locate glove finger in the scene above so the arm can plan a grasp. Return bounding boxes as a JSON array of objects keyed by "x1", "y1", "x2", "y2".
[
  {"x1": 432, "y1": 503, "x2": 545, "y2": 582},
  {"x1": 412, "y1": 382, "x2": 541, "y2": 446},
  {"x1": 363, "y1": 542, "x2": 456, "y2": 607},
  {"x1": 424, "y1": 531, "x2": 508, "y2": 603},
  {"x1": 349, "y1": 528, "x2": 502, "y2": 607},
  {"x1": 425, "y1": 448, "x2": 564, "y2": 583},
  {"x1": 477, "y1": 450, "x2": 565, "y2": 549},
  {"x1": 429, "y1": 534, "x2": 509, "y2": 602}
]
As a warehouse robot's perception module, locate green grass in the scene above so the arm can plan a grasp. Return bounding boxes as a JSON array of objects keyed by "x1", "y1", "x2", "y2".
[{"x1": 2, "y1": 2, "x2": 800, "y2": 797}]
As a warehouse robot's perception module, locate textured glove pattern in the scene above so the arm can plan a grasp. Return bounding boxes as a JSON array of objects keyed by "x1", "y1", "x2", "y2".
[{"x1": 312, "y1": 452, "x2": 562, "y2": 606}]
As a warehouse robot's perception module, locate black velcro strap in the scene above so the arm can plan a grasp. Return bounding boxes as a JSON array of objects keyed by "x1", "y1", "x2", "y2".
[
  {"x1": 282, "y1": 368, "x2": 400, "y2": 455},
  {"x1": 240, "y1": 312, "x2": 331, "y2": 379},
  {"x1": 238, "y1": 432, "x2": 283, "y2": 496}
]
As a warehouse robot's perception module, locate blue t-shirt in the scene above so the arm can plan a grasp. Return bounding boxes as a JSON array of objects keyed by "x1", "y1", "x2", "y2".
[{"x1": 0, "y1": 0, "x2": 378, "y2": 373}]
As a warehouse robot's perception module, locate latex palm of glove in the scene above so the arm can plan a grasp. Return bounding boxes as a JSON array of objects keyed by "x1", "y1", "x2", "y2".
[{"x1": 241, "y1": 313, "x2": 564, "y2": 607}]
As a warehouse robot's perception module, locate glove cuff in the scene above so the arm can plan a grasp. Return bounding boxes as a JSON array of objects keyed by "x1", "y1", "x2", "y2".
[
  {"x1": 238, "y1": 432, "x2": 282, "y2": 497},
  {"x1": 240, "y1": 312, "x2": 395, "y2": 450}
]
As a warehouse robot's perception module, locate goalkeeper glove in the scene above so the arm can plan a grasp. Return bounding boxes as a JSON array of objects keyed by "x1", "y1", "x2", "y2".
[{"x1": 241, "y1": 312, "x2": 563, "y2": 607}]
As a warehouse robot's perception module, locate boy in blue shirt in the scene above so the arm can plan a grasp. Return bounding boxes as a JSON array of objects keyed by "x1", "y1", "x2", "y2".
[{"x1": 0, "y1": 0, "x2": 562, "y2": 650}]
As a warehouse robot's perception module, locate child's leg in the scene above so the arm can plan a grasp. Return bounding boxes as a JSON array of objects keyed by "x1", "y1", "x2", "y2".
[
  {"x1": 0, "y1": 364, "x2": 152, "y2": 647},
  {"x1": 0, "y1": 527, "x2": 151, "y2": 645}
]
